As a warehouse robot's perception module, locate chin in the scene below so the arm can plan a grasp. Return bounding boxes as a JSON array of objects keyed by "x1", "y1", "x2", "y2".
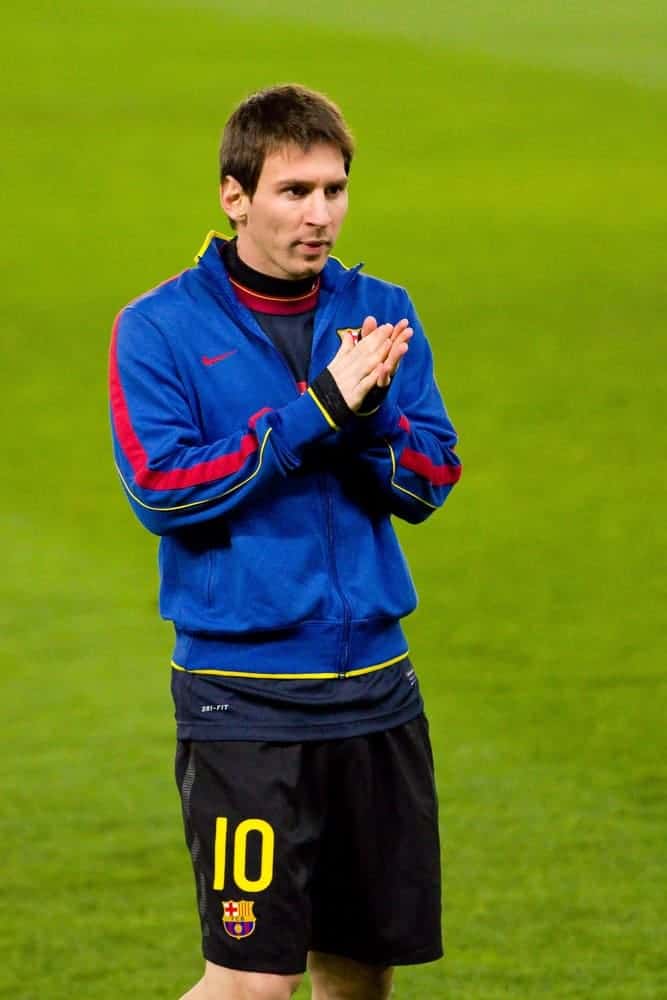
[
  {"x1": 286, "y1": 263, "x2": 322, "y2": 280},
  {"x1": 286, "y1": 247, "x2": 330, "y2": 280},
  {"x1": 301, "y1": 255, "x2": 329, "y2": 276}
]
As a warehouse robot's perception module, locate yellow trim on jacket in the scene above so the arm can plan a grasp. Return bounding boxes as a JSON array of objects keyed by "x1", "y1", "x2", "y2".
[{"x1": 170, "y1": 650, "x2": 409, "y2": 681}]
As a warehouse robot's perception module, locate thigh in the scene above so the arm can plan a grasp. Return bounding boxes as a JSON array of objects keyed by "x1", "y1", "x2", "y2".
[
  {"x1": 308, "y1": 952, "x2": 393, "y2": 1000},
  {"x1": 175, "y1": 739, "x2": 325, "y2": 975},
  {"x1": 310, "y1": 715, "x2": 443, "y2": 967},
  {"x1": 180, "y1": 960, "x2": 302, "y2": 999}
]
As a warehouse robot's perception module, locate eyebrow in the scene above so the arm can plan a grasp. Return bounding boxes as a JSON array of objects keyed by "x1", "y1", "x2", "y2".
[{"x1": 276, "y1": 177, "x2": 348, "y2": 189}]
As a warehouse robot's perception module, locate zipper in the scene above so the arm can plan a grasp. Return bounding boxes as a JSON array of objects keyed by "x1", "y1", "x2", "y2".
[
  {"x1": 319, "y1": 473, "x2": 351, "y2": 678},
  {"x1": 206, "y1": 550, "x2": 215, "y2": 607},
  {"x1": 311, "y1": 268, "x2": 358, "y2": 677},
  {"x1": 203, "y1": 248, "x2": 358, "y2": 674}
]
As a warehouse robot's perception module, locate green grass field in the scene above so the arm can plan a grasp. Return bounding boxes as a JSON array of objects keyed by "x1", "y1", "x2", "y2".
[{"x1": 2, "y1": 1, "x2": 666, "y2": 997}]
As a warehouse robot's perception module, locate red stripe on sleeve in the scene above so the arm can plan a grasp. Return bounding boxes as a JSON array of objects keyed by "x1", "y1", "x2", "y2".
[
  {"x1": 109, "y1": 313, "x2": 150, "y2": 471},
  {"x1": 399, "y1": 448, "x2": 462, "y2": 486},
  {"x1": 399, "y1": 414, "x2": 411, "y2": 433},
  {"x1": 110, "y1": 312, "x2": 259, "y2": 492},
  {"x1": 249, "y1": 407, "x2": 272, "y2": 428}
]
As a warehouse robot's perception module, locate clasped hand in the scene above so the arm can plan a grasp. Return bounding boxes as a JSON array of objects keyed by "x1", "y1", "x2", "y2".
[{"x1": 327, "y1": 315, "x2": 413, "y2": 412}]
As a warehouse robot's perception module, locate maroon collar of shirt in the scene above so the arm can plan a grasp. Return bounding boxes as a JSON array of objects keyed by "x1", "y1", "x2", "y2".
[{"x1": 229, "y1": 276, "x2": 320, "y2": 315}]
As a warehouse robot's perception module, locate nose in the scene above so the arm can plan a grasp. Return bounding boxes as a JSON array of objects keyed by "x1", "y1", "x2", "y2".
[{"x1": 305, "y1": 191, "x2": 332, "y2": 228}]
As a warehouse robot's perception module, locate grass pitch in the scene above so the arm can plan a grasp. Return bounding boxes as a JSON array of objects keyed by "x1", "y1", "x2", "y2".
[{"x1": 2, "y1": 1, "x2": 666, "y2": 997}]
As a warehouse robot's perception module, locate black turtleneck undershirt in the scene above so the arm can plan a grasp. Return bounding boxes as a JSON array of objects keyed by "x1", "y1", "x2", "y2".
[{"x1": 221, "y1": 236, "x2": 318, "y2": 300}]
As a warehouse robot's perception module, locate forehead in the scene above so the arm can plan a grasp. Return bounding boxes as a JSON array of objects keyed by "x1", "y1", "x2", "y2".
[{"x1": 257, "y1": 142, "x2": 346, "y2": 187}]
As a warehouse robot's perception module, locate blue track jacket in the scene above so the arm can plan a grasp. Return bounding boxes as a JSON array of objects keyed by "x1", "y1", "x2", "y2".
[{"x1": 110, "y1": 233, "x2": 461, "y2": 681}]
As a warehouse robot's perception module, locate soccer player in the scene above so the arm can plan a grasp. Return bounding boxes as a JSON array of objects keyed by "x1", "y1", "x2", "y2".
[{"x1": 109, "y1": 85, "x2": 461, "y2": 1000}]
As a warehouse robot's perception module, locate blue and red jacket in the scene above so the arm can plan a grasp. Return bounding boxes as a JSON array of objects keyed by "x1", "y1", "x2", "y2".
[{"x1": 109, "y1": 232, "x2": 461, "y2": 685}]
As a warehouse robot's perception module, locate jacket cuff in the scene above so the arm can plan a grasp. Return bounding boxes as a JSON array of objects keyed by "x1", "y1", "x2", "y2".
[
  {"x1": 352, "y1": 399, "x2": 404, "y2": 440},
  {"x1": 262, "y1": 388, "x2": 338, "y2": 468}
]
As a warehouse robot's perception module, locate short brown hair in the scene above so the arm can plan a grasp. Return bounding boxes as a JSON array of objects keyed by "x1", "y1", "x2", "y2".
[{"x1": 219, "y1": 84, "x2": 354, "y2": 196}]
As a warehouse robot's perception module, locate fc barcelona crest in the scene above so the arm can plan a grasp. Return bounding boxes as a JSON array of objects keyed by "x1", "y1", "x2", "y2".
[
  {"x1": 336, "y1": 327, "x2": 362, "y2": 344},
  {"x1": 222, "y1": 899, "x2": 256, "y2": 939}
]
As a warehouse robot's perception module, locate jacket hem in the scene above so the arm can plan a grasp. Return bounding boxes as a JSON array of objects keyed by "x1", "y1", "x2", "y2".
[{"x1": 172, "y1": 618, "x2": 408, "y2": 678}]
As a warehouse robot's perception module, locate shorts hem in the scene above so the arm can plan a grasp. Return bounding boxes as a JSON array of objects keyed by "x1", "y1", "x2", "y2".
[
  {"x1": 309, "y1": 942, "x2": 443, "y2": 968},
  {"x1": 202, "y1": 945, "x2": 306, "y2": 977},
  {"x1": 391, "y1": 945, "x2": 444, "y2": 967}
]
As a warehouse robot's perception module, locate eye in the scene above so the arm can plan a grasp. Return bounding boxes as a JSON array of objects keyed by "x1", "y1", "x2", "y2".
[
  {"x1": 285, "y1": 185, "x2": 308, "y2": 198},
  {"x1": 325, "y1": 184, "x2": 346, "y2": 198}
]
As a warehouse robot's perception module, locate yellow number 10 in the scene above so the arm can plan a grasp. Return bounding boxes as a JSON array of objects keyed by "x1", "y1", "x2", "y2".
[{"x1": 213, "y1": 817, "x2": 275, "y2": 892}]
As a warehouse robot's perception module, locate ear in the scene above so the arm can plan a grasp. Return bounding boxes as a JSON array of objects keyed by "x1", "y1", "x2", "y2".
[{"x1": 220, "y1": 175, "x2": 250, "y2": 226}]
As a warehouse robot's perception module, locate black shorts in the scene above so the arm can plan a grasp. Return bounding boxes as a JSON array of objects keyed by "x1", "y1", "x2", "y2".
[{"x1": 174, "y1": 715, "x2": 443, "y2": 974}]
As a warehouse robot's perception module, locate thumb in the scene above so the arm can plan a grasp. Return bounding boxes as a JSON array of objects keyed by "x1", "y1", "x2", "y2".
[{"x1": 337, "y1": 330, "x2": 356, "y2": 356}]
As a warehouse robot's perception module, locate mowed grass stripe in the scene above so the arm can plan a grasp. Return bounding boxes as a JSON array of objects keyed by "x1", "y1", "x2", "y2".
[
  {"x1": 173, "y1": 0, "x2": 667, "y2": 89},
  {"x1": 2, "y1": 2, "x2": 665, "y2": 997}
]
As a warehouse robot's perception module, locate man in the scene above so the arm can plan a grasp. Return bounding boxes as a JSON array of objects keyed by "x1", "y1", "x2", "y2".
[{"x1": 110, "y1": 85, "x2": 461, "y2": 1000}]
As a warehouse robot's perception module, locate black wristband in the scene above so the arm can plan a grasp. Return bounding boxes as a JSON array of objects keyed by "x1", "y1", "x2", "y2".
[
  {"x1": 310, "y1": 369, "x2": 355, "y2": 429},
  {"x1": 357, "y1": 383, "x2": 390, "y2": 416}
]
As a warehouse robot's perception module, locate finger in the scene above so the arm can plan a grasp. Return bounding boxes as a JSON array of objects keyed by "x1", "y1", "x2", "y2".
[
  {"x1": 373, "y1": 333, "x2": 394, "y2": 367},
  {"x1": 360, "y1": 315, "x2": 378, "y2": 338},
  {"x1": 392, "y1": 329, "x2": 413, "y2": 358},
  {"x1": 390, "y1": 318, "x2": 410, "y2": 342},
  {"x1": 385, "y1": 338, "x2": 410, "y2": 376},
  {"x1": 393, "y1": 325, "x2": 413, "y2": 344},
  {"x1": 375, "y1": 362, "x2": 392, "y2": 388},
  {"x1": 358, "y1": 322, "x2": 394, "y2": 354}
]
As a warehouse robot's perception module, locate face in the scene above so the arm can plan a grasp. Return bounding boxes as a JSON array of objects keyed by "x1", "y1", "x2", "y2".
[{"x1": 221, "y1": 142, "x2": 349, "y2": 280}]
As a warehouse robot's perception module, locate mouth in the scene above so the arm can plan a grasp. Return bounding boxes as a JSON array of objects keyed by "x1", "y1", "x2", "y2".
[{"x1": 298, "y1": 240, "x2": 330, "y2": 252}]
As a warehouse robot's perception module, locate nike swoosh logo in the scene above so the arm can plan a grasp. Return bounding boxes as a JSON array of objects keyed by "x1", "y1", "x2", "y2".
[{"x1": 202, "y1": 350, "x2": 238, "y2": 366}]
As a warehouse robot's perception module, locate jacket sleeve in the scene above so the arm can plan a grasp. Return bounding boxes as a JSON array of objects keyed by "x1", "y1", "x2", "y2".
[
  {"x1": 340, "y1": 298, "x2": 461, "y2": 524},
  {"x1": 109, "y1": 306, "x2": 337, "y2": 535}
]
